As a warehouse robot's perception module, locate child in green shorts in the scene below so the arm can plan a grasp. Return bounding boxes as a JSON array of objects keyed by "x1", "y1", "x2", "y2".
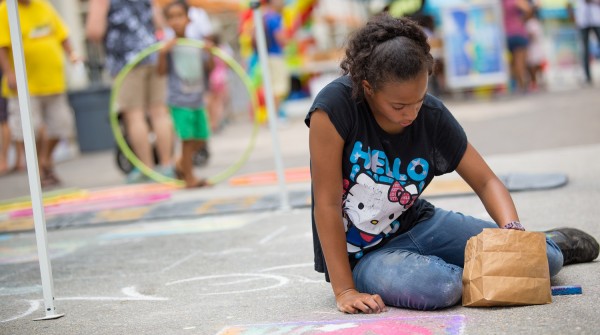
[{"x1": 158, "y1": 0, "x2": 214, "y2": 188}]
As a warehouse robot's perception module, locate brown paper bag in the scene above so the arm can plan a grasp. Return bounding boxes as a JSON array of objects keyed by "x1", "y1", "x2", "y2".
[{"x1": 462, "y1": 228, "x2": 552, "y2": 307}]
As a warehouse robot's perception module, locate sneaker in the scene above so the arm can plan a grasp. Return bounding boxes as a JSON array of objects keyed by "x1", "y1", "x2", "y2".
[
  {"x1": 545, "y1": 228, "x2": 599, "y2": 265},
  {"x1": 126, "y1": 168, "x2": 149, "y2": 184},
  {"x1": 155, "y1": 165, "x2": 176, "y2": 179}
]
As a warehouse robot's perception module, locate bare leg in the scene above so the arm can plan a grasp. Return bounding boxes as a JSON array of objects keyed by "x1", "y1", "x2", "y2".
[
  {"x1": 13, "y1": 125, "x2": 43, "y2": 172},
  {"x1": 207, "y1": 91, "x2": 227, "y2": 132},
  {"x1": 39, "y1": 137, "x2": 60, "y2": 171},
  {"x1": 206, "y1": 92, "x2": 218, "y2": 131},
  {"x1": 0, "y1": 121, "x2": 9, "y2": 173},
  {"x1": 527, "y1": 65, "x2": 537, "y2": 89},
  {"x1": 38, "y1": 137, "x2": 62, "y2": 186},
  {"x1": 148, "y1": 103, "x2": 173, "y2": 167},
  {"x1": 14, "y1": 141, "x2": 25, "y2": 171},
  {"x1": 512, "y1": 48, "x2": 529, "y2": 91},
  {"x1": 123, "y1": 108, "x2": 154, "y2": 167},
  {"x1": 178, "y1": 139, "x2": 207, "y2": 188},
  {"x1": 581, "y1": 27, "x2": 592, "y2": 83},
  {"x1": 528, "y1": 64, "x2": 544, "y2": 90}
]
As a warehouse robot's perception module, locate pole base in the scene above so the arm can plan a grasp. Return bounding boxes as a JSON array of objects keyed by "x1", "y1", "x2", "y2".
[{"x1": 33, "y1": 313, "x2": 65, "y2": 321}]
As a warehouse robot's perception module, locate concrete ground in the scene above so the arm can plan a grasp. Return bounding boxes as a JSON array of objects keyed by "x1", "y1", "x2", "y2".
[{"x1": 1, "y1": 86, "x2": 600, "y2": 334}]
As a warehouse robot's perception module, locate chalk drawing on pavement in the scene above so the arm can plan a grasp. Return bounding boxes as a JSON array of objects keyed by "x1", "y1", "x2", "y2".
[
  {"x1": 258, "y1": 263, "x2": 322, "y2": 283},
  {"x1": 99, "y1": 217, "x2": 251, "y2": 240},
  {"x1": 258, "y1": 226, "x2": 287, "y2": 245},
  {"x1": 166, "y1": 273, "x2": 290, "y2": 296},
  {"x1": 258, "y1": 263, "x2": 313, "y2": 272},
  {"x1": 56, "y1": 286, "x2": 168, "y2": 302},
  {"x1": 0, "y1": 300, "x2": 40, "y2": 323},
  {"x1": 0, "y1": 240, "x2": 88, "y2": 265},
  {"x1": 0, "y1": 285, "x2": 41, "y2": 296},
  {"x1": 217, "y1": 315, "x2": 466, "y2": 335},
  {"x1": 161, "y1": 248, "x2": 254, "y2": 273},
  {"x1": 0, "y1": 286, "x2": 168, "y2": 323}
]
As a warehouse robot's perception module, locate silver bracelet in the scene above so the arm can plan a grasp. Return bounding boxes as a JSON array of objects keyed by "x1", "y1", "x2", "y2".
[{"x1": 503, "y1": 221, "x2": 525, "y2": 231}]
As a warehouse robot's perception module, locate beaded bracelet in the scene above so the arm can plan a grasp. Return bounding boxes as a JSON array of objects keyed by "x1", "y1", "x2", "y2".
[{"x1": 503, "y1": 221, "x2": 525, "y2": 231}]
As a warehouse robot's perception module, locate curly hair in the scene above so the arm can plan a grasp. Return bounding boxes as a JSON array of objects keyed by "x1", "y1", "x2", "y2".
[{"x1": 340, "y1": 14, "x2": 434, "y2": 98}]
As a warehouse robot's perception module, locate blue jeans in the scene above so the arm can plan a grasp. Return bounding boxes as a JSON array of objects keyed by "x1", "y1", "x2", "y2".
[{"x1": 352, "y1": 208, "x2": 564, "y2": 310}]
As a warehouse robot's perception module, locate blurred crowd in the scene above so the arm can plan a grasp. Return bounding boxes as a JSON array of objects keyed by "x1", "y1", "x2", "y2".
[{"x1": 0, "y1": 0, "x2": 598, "y2": 189}]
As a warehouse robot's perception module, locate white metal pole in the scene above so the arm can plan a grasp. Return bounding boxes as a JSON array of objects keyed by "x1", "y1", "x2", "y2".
[
  {"x1": 6, "y1": 0, "x2": 64, "y2": 320},
  {"x1": 250, "y1": 0, "x2": 291, "y2": 211}
]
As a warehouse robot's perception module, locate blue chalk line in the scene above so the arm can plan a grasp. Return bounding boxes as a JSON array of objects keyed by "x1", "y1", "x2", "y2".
[{"x1": 551, "y1": 285, "x2": 582, "y2": 296}]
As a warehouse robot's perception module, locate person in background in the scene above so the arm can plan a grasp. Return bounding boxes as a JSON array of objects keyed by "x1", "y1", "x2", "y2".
[
  {"x1": 0, "y1": 68, "x2": 11, "y2": 176},
  {"x1": 86, "y1": 0, "x2": 174, "y2": 183},
  {"x1": 568, "y1": 0, "x2": 600, "y2": 84},
  {"x1": 0, "y1": 0, "x2": 78, "y2": 187},
  {"x1": 158, "y1": 0, "x2": 213, "y2": 188},
  {"x1": 163, "y1": 3, "x2": 213, "y2": 40},
  {"x1": 177, "y1": 7, "x2": 233, "y2": 132},
  {"x1": 263, "y1": 0, "x2": 290, "y2": 121},
  {"x1": 162, "y1": 1, "x2": 218, "y2": 164},
  {"x1": 206, "y1": 34, "x2": 232, "y2": 132},
  {"x1": 525, "y1": 6, "x2": 547, "y2": 91},
  {"x1": 502, "y1": 0, "x2": 533, "y2": 92}
]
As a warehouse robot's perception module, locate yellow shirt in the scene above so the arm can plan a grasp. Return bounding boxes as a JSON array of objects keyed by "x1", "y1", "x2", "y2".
[{"x1": 0, "y1": 0, "x2": 69, "y2": 97}]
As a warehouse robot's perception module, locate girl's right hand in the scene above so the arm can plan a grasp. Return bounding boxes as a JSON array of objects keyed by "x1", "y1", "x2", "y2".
[{"x1": 336, "y1": 289, "x2": 387, "y2": 314}]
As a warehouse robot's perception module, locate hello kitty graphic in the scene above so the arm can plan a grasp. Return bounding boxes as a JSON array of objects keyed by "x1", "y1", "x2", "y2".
[
  {"x1": 388, "y1": 181, "x2": 419, "y2": 209},
  {"x1": 343, "y1": 173, "x2": 419, "y2": 257}
]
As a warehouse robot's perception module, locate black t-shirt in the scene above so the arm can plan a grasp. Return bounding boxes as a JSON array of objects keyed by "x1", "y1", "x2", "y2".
[{"x1": 305, "y1": 76, "x2": 468, "y2": 279}]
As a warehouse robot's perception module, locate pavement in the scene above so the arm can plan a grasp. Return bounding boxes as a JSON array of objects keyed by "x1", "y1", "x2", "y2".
[{"x1": 1, "y1": 85, "x2": 600, "y2": 334}]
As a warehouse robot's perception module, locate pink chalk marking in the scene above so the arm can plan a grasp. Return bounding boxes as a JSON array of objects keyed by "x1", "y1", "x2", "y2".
[
  {"x1": 218, "y1": 315, "x2": 465, "y2": 335},
  {"x1": 229, "y1": 167, "x2": 310, "y2": 186},
  {"x1": 90, "y1": 183, "x2": 177, "y2": 196},
  {"x1": 6, "y1": 183, "x2": 176, "y2": 218},
  {"x1": 9, "y1": 193, "x2": 171, "y2": 218},
  {"x1": 310, "y1": 321, "x2": 432, "y2": 335},
  {"x1": 61, "y1": 184, "x2": 175, "y2": 204}
]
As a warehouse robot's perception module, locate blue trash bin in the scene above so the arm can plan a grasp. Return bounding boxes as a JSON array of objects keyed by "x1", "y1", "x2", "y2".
[{"x1": 68, "y1": 86, "x2": 115, "y2": 152}]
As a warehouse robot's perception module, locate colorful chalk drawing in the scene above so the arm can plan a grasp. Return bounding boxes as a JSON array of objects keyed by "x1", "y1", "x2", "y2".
[
  {"x1": 1, "y1": 249, "x2": 465, "y2": 334},
  {"x1": 0, "y1": 216, "x2": 253, "y2": 266},
  {"x1": 217, "y1": 315, "x2": 466, "y2": 335},
  {"x1": 98, "y1": 217, "x2": 250, "y2": 240},
  {"x1": 0, "y1": 286, "x2": 168, "y2": 323},
  {"x1": 1, "y1": 213, "x2": 465, "y2": 334},
  {"x1": 166, "y1": 273, "x2": 290, "y2": 296},
  {"x1": 0, "y1": 239, "x2": 89, "y2": 265}
]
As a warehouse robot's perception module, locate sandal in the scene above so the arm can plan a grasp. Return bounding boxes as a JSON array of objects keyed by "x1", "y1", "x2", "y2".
[{"x1": 41, "y1": 168, "x2": 61, "y2": 188}]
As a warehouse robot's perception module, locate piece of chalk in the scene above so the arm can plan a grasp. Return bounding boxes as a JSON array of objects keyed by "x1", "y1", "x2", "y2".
[{"x1": 551, "y1": 285, "x2": 582, "y2": 296}]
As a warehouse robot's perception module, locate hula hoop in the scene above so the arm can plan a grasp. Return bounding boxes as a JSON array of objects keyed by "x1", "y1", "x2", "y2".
[{"x1": 110, "y1": 39, "x2": 260, "y2": 187}]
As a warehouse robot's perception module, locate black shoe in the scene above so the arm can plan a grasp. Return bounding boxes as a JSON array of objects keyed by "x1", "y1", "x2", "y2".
[{"x1": 545, "y1": 228, "x2": 599, "y2": 265}]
